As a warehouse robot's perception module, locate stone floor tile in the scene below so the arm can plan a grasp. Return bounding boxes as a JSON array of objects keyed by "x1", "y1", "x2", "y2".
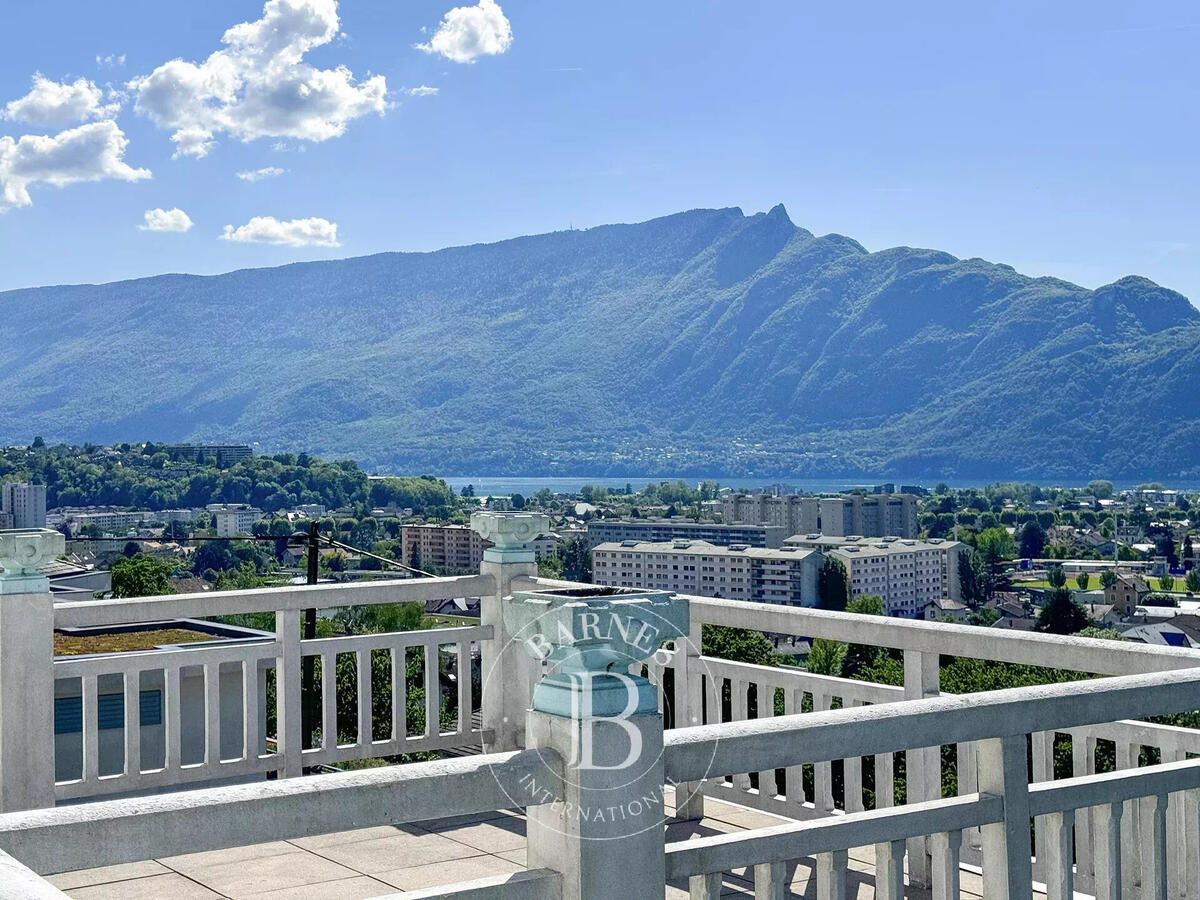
[
  {"x1": 426, "y1": 819, "x2": 526, "y2": 853},
  {"x1": 158, "y1": 841, "x2": 300, "y2": 871},
  {"x1": 287, "y1": 825, "x2": 416, "y2": 852},
  {"x1": 315, "y1": 830, "x2": 484, "y2": 875},
  {"x1": 168, "y1": 849, "x2": 361, "y2": 898},
  {"x1": 65, "y1": 873, "x2": 222, "y2": 900},
  {"x1": 240, "y1": 874, "x2": 396, "y2": 899},
  {"x1": 48, "y1": 860, "x2": 171, "y2": 890},
  {"x1": 375, "y1": 853, "x2": 525, "y2": 891},
  {"x1": 495, "y1": 847, "x2": 526, "y2": 866}
]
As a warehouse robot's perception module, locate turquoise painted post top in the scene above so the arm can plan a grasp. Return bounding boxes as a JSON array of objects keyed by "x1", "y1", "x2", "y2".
[{"x1": 505, "y1": 586, "x2": 688, "y2": 718}]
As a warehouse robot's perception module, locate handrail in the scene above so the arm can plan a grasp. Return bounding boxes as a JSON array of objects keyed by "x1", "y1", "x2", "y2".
[
  {"x1": 663, "y1": 666, "x2": 1200, "y2": 782},
  {"x1": 687, "y1": 595, "x2": 1200, "y2": 675},
  {"x1": 53, "y1": 573, "x2": 495, "y2": 628},
  {"x1": 665, "y1": 794, "x2": 1002, "y2": 879},
  {"x1": 0, "y1": 749, "x2": 563, "y2": 876},
  {"x1": 1028, "y1": 756, "x2": 1200, "y2": 816}
]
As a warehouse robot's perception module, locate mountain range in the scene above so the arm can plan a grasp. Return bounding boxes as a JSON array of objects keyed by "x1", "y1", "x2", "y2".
[{"x1": 2, "y1": 204, "x2": 1198, "y2": 480}]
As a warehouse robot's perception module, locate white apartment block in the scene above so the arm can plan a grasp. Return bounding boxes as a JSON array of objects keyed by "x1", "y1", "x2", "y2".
[
  {"x1": 723, "y1": 491, "x2": 918, "y2": 539},
  {"x1": 807, "y1": 536, "x2": 963, "y2": 618},
  {"x1": 51, "y1": 507, "x2": 148, "y2": 534},
  {"x1": 2, "y1": 481, "x2": 47, "y2": 528},
  {"x1": 213, "y1": 505, "x2": 265, "y2": 537},
  {"x1": 591, "y1": 539, "x2": 820, "y2": 607}
]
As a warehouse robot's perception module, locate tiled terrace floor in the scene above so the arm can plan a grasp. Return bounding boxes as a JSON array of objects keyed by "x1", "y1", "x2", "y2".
[{"x1": 50, "y1": 797, "x2": 1010, "y2": 899}]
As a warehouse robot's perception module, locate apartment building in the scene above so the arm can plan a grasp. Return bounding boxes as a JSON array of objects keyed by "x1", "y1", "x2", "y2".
[
  {"x1": 166, "y1": 444, "x2": 254, "y2": 467},
  {"x1": 212, "y1": 505, "x2": 265, "y2": 537},
  {"x1": 591, "y1": 539, "x2": 820, "y2": 607},
  {"x1": 49, "y1": 507, "x2": 148, "y2": 534},
  {"x1": 722, "y1": 492, "x2": 918, "y2": 539},
  {"x1": 720, "y1": 494, "x2": 820, "y2": 535},
  {"x1": 787, "y1": 535, "x2": 963, "y2": 618},
  {"x1": 402, "y1": 524, "x2": 490, "y2": 574},
  {"x1": 818, "y1": 493, "x2": 918, "y2": 538},
  {"x1": 2, "y1": 481, "x2": 47, "y2": 528},
  {"x1": 586, "y1": 519, "x2": 786, "y2": 550}
]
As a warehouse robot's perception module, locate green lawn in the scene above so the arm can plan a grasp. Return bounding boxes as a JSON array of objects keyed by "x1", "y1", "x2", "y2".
[{"x1": 1012, "y1": 575, "x2": 1194, "y2": 594}]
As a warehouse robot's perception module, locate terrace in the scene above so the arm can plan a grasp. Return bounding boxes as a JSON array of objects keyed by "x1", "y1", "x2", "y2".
[{"x1": 1, "y1": 515, "x2": 1200, "y2": 899}]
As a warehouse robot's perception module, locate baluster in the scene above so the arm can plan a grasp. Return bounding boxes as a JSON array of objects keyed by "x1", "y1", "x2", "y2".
[
  {"x1": 689, "y1": 872, "x2": 722, "y2": 899},
  {"x1": 816, "y1": 849, "x2": 847, "y2": 900},
  {"x1": 424, "y1": 642, "x2": 439, "y2": 738},
  {"x1": 1141, "y1": 794, "x2": 1168, "y2": 900},
  {"x1": 123, "y1": 669, "x2": 141, "y2": 777},
  {"x1": 274, "y1": 609, "x2": 302, "y2": 777},
  {"x1": 165, "y1": 665, "x2": 182, "y2": 771},
  {"x1": 876, "y1": 748, "x2": 895, "y2": 810},
  {"x1": 756, "y1": 682, "x2": 776, "y2": 801},
  {"x1": 904, "y1": 649, "x2": 940, "y2": 888},
  {"x1": 731, "y1": 680, "x2": 750, "y2": 792},
  {"x1": 82, "y1": 673, "x2": 99, "y2": 783},
  {"x1": 814, "y1": 692, "x2": 834, "y2": 814},
  {"x1": 1117, "y1": 743, "x2": 1140, "y2": 898},
  {"x1": 457, "y1": 641, "x2": 472, "y2": 735},
  {"x1": 356, "y1": 649, "x2": 372, "y2": 747},
  {"x1": 391, "y1": 646, "x2": 405, "y2": 742},
  {"x1": 1043, "y1": 810, "x2": 1075, "y2": 900},
  {"x1": 844, "y1": 699, "x2": 864, "y2": 814},
  {"x1": 321, "y1": 652, "x2": 336, "y2": 749},
  {"x1": 1094, "y1": 801, "x2": 1123, "y2": 900},
  {"x1": 204, "y1": 662, "x2": 221, "y2": 767},
  {"x1": 1163, "y1": 749, "x2": 1186, "y2": 899},
  {"x1": 958, "y1": 739, "x2": 982, "y2": 852},
  {"x1": 1031, "y1": 731, "x2": 1053, "y2": 876},
  {"x1": 875, "y1": 839, "x2": 905, "y2": 900},
  {"x1": 241, "y1": 658, "x2": 259, "y2": 762},
  {"x1": 754, "y1": 860, "x2": 787, "y2": 900},
  {"x1": 931, "y1": 830, "x2": 961, "y2": 900},
  {"x1": 783, "y1": 687, "x2": 805, "y2": 812},
  {"x1": 1185, "y1": 789, "x2": 1200, "y2": 900},
  {"x1": 1073, "y1": 733, "x2": 1097, "y2": 881}
]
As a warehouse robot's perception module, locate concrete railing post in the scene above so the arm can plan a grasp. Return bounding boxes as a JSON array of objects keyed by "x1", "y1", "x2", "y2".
[
  {"x1": 673, "y1": 618, "x2": 706, "y2": 820},
  {"x1": 978, "y1": 734, "x2": 1033, "y2": 899},
  {"x1": 0, "y1": 528, "x2": 65, "y2": 812},
  {"x1": 904, "y1": 649, "x2": 940, "y2": 886},
  {"x1": 274, "y1": 608, "x2": 303, "y2": 777},
  {"x1": 510, "y1": 585, "x2": 688, "y2": 900},
  {"x1": 472, "y1": 512, "x2": 548, "y2": 753}
]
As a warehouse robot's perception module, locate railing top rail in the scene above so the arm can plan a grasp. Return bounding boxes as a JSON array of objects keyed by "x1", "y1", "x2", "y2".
[
  {"x1": 52, "y1": 573, "x2": 496, "y2": 629},
  {"x1": 687, "y1": 595, "x2": 1200, "y2": 675},
  {"x1": 663, "y1": 665, "x2": 1200, "y2": 782},
  {"x1": 0, "y1": 748, "x2": 562, "y2": 877}
]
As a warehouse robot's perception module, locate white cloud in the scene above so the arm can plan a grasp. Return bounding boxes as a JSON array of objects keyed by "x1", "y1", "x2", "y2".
[
  {"x1": 236, "y1": 165, "x2": 286, "y2": 181},
  {"x1": 129, "y1": 0, "x2": 387, "y2": 159},
  {"x1": 3, "y1": 74, "x2": 122, "y2": 128},
  {"x1": 140, "y1": 207, "x2": 193, "y2": 232},
  {"x1": 0, "y1": 120, "x2": 150, "y2": 212},
  {"x1": 406, "y1": 85, "x2": 439, "y2": 97},
  {"x1": 220, "y1": 215, "x2": 339, "y2": 246},
  {"x1": 417, "y1": 0, "x2": 512, "y2": 63},
  {"x1": 96, "y1": 54, "x2": 127, "y2": 69}
]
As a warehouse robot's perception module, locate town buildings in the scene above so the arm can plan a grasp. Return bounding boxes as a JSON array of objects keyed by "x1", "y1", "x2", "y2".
[
  {"x1": 2, "y1": 481, "x2": 47, "y2": 528},
  {"x1": 591, "y1": 539, "x2": 820, "y2": 606},
  {"x1": 721, "y1": 491, "x2": 918, "y2": 539},
  {"x1": 586, "y1": 518, "x2": 786, "y2": 549},
  {"x1": 165, "y1": 444, "x2": 254, "y2": 467},
  {"x1": 787, "y1": 533, "x2": 964, "y2": 618},
  {"x1": 211, "y1": 505, "x2": 265, "y2": 537}
]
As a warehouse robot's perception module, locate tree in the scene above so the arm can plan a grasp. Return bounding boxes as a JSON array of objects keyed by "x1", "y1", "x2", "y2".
[
  {"x1": 967, "y1": 607, "x2": 1000, "y2": 627},
  {"x1": 1187, "y1": 570, "x2": 1200, "y2": 594},
  {"x1": 1100, "y1": 569, "x2": 1118, "y2": 589},
  {"x1": 1075, "y1": 572, "x2": 1091, "y2": 591},
  {"x1": 31, "y1": 436, "x2": 45, "y2": 449},
  {"x1": 122, "y1": 540, "x2": 141, "y2": 558},
  {"x1": 702, "y1": 625, "x2": 774, "y2": 666},
  {"x1": 817, "y1": 557, "x2": 849, "y2": 611},
  {"x1": 975, "y1": 527, "x2": 1017, "y2": 576},
  {"x1": 1085, "y1": 480, "x2": 1114, "y2": 500},
  {"x1": 1019, "y1": 520, "x2": 1047, "y2": 559},
  {"x1": 1036, "y1": 587, "x2": 1088, "y2": 635},
  {"x1": 111, "y1": 554, "x2": 175, "y2": 598},
  {"x1": 842, "y1": 594, "x2": 888, "y2": 676},
  {"x1": 958, "y1": 548, "x2": 987, "y2": 606},
  {"x1": 806, "y1": 640, "x2": 846, "y2": 676},
  {"x1": 1047, "y1": 566, "x2": 1067, "y2": 588},
  {"x1": 561, "y1": 535, "x2": 591, "y2": 582},
  {"x1": 1160, "y1": 573, "x2": 1176, "y2": 592}
]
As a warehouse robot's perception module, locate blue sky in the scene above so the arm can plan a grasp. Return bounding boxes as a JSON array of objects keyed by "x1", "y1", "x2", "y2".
[{"x1": 1, "y1": 0, "x2": 1198, "y2": 303}]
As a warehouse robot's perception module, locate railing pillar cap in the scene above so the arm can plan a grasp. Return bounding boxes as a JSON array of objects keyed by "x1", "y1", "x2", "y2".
[
  {"x1": 471, "y1": 511, "x2": 549, "y2": 562},
  {"x1": 0, "y1": 528, "x2": 63, "y2": 595}
]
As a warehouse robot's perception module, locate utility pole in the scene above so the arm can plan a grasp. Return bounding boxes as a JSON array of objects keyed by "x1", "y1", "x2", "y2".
[{"x1": 302, "y1": 521, "x2": 319, "y2": 748}]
